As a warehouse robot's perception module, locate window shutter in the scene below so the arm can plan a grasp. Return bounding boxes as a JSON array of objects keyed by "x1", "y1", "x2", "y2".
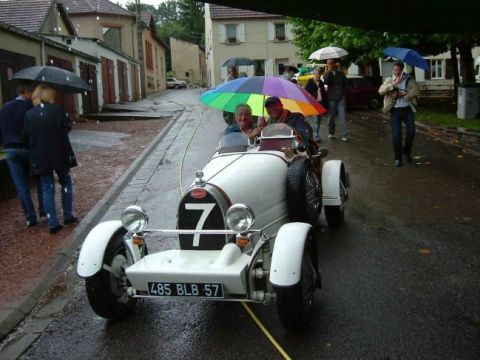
[
  {"x1": 286, "y1": 23, "x2": 293, "y2": 41},
  {"x1": 267, "y1": 22, "x2": 274, "y2": 41},
  {"x1": 219, "y1": 24, "x2": 226, "y2": 43},
  {"x1": 265, "y1": 59, "x2": 274, "y2": 75},
  {"x1": 445, "y1": 59, "x2": 453, "y2": 79},
  {"x1": 238, "y1": 23, "x2": 245, "y2": 42}
]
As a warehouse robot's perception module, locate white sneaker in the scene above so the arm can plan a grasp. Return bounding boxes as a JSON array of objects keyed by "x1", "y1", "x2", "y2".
[
  {"x1": 341, "y1": 136, "x2": 348, "y2": 142},
  {"x1": 328, "y1": 134, "x2": 335, "y2": 139}
]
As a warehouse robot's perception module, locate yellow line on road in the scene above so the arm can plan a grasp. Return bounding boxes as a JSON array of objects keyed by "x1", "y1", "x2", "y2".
[
  {"x1": 178, "y1": 106, "x2": 292, "y2": 360},
  {"x1": 241, "y1": 302, "x2": 292, "y2": 360}
]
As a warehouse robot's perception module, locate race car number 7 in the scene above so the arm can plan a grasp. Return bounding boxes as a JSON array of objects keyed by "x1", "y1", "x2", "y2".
[{"x1": 185, "y1": 203, "x2": 215, "y2": 246}]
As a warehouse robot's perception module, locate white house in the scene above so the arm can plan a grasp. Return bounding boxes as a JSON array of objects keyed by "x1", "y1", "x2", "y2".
[{"x1": 204, "y1": 4, "x2": 303, "y2": 86}]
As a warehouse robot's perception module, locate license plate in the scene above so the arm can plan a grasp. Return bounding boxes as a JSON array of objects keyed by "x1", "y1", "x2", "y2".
[{"x1": 147, "y1": 282, "x2": 224, "y2": 298}]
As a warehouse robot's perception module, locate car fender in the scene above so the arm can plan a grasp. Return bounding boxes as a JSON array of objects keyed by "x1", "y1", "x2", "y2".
[
  {"x1": 322, "y1": 160, "x2": 346, "y2": 206},
  {"x1": 270, "y1": 222, "x2": 312, "y2": 287},
  {"x1": 77, "y1": 220, "x2": 124, "y2": 278}
]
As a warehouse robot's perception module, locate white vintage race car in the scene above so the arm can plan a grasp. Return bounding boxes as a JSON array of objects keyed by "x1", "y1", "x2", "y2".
[{"x1": 77, "y1": 124, "x2": 349, "y2": 331}]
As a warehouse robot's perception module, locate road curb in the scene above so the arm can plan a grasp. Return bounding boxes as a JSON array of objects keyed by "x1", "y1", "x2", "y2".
[{"x1": 0, "y1": 112, "x2": 180, "y2": 340}]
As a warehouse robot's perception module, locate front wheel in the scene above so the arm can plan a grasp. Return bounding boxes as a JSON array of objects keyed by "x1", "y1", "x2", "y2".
[
  {"x1": 85, "y1": 229, "x2": 136, "y2": 319},
  {"x1": 274, "y1": 243, "x2": 318, "y2": 331}
]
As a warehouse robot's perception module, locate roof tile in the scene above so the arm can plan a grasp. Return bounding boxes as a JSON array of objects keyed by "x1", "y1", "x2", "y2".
[
  {"x1": 0, "y1": 0, "x2": 54, "y2": 32},
  {"x1": 208, "y1": 4, "x2": 283, "y2": 19},
  {"x1": 61, "y1": 0, "x2": 135, "y2": 17}
]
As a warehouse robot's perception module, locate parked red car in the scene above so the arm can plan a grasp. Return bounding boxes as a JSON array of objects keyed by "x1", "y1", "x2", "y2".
[{"x1": 345, "y1": 75, "x2": 382, "y2": 109}]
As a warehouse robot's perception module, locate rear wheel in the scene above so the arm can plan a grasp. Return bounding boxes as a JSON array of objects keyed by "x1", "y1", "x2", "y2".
[
  {"x1": 275, "y1": 239, "x2": 318, "y2": 331},
  {"x1": 85, "y1": 229, "x2": 136, "y2": 319},
  {"x1": 287, "y1": 157, "x2": 321, "y2": 225}
]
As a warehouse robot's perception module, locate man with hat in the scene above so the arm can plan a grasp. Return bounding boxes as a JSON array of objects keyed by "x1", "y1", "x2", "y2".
[{"x1": 263, "y1": 96, "x2": 309, "y2": 143}]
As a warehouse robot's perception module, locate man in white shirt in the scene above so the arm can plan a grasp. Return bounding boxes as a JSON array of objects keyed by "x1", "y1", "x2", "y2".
[{"x1": 378, "y1": 61, "x2": 419, "y2": 167}]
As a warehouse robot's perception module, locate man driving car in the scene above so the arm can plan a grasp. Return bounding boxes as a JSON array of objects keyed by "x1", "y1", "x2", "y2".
[{"x1": 261, "y1": 96, "x2": 309, "y2": 143}]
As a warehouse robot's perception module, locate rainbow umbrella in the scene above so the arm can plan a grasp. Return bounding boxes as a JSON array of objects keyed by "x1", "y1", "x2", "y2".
[{"x1": 200, "y1": 76, "x2": 326, "y2": 116}]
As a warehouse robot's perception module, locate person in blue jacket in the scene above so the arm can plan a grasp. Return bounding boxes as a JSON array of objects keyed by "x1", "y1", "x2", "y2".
[{"x1": 0, "y1": 81, "x2": 44, "y2": 227}]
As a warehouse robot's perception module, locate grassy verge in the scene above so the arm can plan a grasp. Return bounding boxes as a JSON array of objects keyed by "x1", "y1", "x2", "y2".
[
  {"x1": 416, "y1": 97, "x2": 480, "y2": 131},
  {"x1": 417, "y1": 108, "x2": 480, "y2": 131},
  {"x1": 0, "y1": 150, "x2": 5, "y2": 160}
]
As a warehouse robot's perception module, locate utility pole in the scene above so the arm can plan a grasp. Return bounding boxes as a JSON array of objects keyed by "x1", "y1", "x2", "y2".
[{"x1": 135, "y1": 0, "x2": 146, "y2": 98}]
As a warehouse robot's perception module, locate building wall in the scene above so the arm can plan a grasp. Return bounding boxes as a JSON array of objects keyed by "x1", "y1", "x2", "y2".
[
  {"x1": 206, "y1": 14, "x2": 303, "y2": 86},
  {"x1": 0, "y1": 31, "x2": 40, "y2": 104},
  {"x1": 204, "y1": 4, "x2": 215, "y2": 87},
  {"x1": 0, "y1": 31, "x2": 41, "y2": 64},
  {"x1": 170, "y1": 37, "x2": 205, "y2": 85},
  {"x1": 41, "y1": 6, "x2": 72, "y2": 36},
  {"x1": 47, "y1": 35, "x2": 141, "y2": 109},
  {"x1": 68, "y1": 14, "x2": 137, "y2": 58},
  {"x1": 143, "y1": 29, "x2": 166, "y2": 94}
]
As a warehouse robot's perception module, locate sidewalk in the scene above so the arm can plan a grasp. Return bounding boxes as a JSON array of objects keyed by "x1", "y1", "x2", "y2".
[{"x1": 0, "y1": 93, "x2": 183, "y2": 340}]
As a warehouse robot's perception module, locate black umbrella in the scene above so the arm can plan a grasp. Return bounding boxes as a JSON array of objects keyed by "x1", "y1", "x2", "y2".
[
  {"x1": 222, "y1": 57, "x2": 255, "y2": 67},
  {"x1": 11, "y1": 66, "x2": 90, "y2": 94}
]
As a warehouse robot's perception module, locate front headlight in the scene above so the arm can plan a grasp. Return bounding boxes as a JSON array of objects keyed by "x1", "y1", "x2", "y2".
[
  {"x1": 121, "y1": 205, "x2": 149, "y2": 233},
  {"x1": 226, "y1": 204, "x2": 255, "y2": 233}
]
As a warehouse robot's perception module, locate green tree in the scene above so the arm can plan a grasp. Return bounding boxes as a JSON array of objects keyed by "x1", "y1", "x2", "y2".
[
  {"x1": 177, "y1": 0, "x2": 204, "y2": 46},
  {"x1": 124, "y1": 1, "x2": 157, "y2": 14},
  {"x1": 290, "y1": 18, "x2": 450, "y2": 76},
  {"x1": 157, "y1": 0, "x2": 179, "y2": 23}
]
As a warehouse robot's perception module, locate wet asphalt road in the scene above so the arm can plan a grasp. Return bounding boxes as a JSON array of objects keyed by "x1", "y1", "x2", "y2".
[{"x1": 17, "y1": 89, "x2": 480, "y2": 359}]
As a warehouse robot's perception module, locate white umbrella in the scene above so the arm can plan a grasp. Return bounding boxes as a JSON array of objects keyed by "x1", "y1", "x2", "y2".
[{"x1": 309, "y1": 46, "x2": 348, "y2": 60}]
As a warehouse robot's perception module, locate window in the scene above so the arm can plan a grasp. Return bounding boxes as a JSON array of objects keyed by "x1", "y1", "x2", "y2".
[
  {"x1": 145, "y1": 41, "x2": 153, "y2": 70},
  {"x1": 225, "y1": 24, "x2": 237, "y2": 43},
  {"x1": 274, "y1": 23, "x2": 286, "y2": 41},
  {"x1": 275, "y1": 58, "x2": 288, "y2": 75},
  {"x1": 102, "y1": 26, "x2": 121, "y2": 50},
  {"x1": 430, "y1": 60, "x2": 443, "y2": 79},
  {"x1": 254, "y1": 60, "x2": 265, "y2": 76}
]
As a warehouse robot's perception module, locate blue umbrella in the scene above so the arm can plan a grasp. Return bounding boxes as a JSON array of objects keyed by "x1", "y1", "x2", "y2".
[{"x1": 383, "y1": 47, "x2": 429, "y2": 71}]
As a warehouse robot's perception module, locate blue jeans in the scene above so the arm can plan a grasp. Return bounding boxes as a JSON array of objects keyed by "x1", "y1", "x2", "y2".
[
  {"x1": 306, "y1": 115, "x2": 321, "y2": 140},
  {"x1": 391, "y1": 107, "x2": 415, "y2": 161},
  {"x1": 6, "y1": 148, "x2": 44, "y2": 223},
  {"x1": 328, "y1": 96, "x2": 347, "y2": 137},
  {"x1": 39, "y1": 169, "x2": 74, "y2": 228}
]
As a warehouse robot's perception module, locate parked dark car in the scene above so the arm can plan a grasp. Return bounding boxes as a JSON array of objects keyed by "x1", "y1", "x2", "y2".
[{"x1": 345, "y1": 75, "x2": 382, "y2": 109}]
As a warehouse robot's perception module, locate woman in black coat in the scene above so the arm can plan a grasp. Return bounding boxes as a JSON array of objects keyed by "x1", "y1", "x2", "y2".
[
  {"x1": 23, "y1": 85, "x2": 77, "y2": 234},
  {"x1": 304, "y1": 68, "x2": 328, "y2": 142}
]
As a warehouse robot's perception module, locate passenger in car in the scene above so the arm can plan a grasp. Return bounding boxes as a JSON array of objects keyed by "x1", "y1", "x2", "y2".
[{"x1": 224, "y1": 104, "x2": 262, "y2": 140}]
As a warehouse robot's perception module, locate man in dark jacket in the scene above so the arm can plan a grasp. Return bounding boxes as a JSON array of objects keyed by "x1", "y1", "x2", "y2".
[
  {"x1": 24, "y1": 85, "x2": 77, "y2": 234},
  {"x1": 0, "y1": 81, "x2": 44, "y2": 226},
  {"x1": 304, "y1": 67, "x2": 327, "y2": 141},
  {"x1": 323, "y1": 58, "x2": 348, "y2": 141}
]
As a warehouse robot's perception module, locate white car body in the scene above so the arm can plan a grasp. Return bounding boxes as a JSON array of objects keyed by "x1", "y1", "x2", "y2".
[
  {"x1": 77, "y1": 125, "x2": 349, "y2": 330},
  {"x1": 166, "y1": 77, "x2": 187, "y2": 89}
]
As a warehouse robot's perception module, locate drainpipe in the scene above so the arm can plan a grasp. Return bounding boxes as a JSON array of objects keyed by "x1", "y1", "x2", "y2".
[
  {"x1": 135, "y1": 0, "x2": 146, "y2": 98},
  {"x1": 41, "y1": 39, "x2": 46, "y2": 65}
]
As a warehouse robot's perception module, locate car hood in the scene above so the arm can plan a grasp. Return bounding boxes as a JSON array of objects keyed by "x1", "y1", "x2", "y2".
[{"x1": 200, "y1": 152, "x2": 288, "y2": 229}]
